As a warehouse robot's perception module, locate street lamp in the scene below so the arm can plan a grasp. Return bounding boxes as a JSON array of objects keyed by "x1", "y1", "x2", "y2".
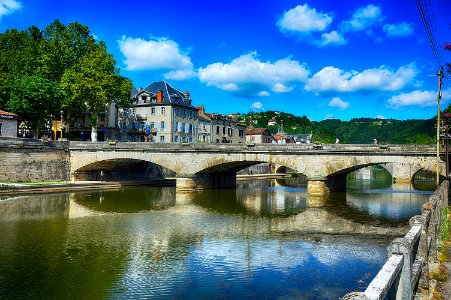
[{"x1": 60, "y1": 109, "x2": 65, "y2": 132}]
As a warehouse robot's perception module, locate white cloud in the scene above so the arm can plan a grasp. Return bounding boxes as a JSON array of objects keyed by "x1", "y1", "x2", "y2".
[
  {"x1": 328, "y1": 97, "x2": 349, "y2": 110},
  {"x1": 386, "y1": 89, "x2": 451, "y2": 110},
  {"x1": 0, "y1": 0, "x2": 21, "y2": 19},
  {"x1": 277, "y1": 4, "x2": 332, "y2": 34},
  {"x1": 383, "y1": 22, "x2": 414, "y2": 37},
  {"x1": 375, "y1": 115, "x2": 386, "y2": 119},
  {"x1": 258, "y1": 91, "x2": 270, "y2": 97},
  {"x1": 198, "y1": 51, "x2": 310, "y2": 97},
  {"x1": 305, "y1": 63, "x2": 418, "y2": 94},
  {"x1": 314, "y1": 30, "x2": 348, "y2": 47},
  {"x1": 118, "y1": 35, "x2": 194, "y2": 80},
  {"x1": 251, "y1": 102, "x2": 264, "y2": 111},
  {"x1": 341, "y1": 4, "x2": 385, "y2": 32}
]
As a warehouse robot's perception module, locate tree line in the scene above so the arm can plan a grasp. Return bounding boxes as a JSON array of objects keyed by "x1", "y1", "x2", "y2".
[
  {"x1": 0, "y1": 19, "x2": 132, "y2": 140},
  {"x1": 237, "y1": 111, "x2": 437, "y2": 144}
]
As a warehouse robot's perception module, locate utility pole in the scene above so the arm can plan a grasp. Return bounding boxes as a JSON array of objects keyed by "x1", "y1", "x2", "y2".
[{"x1": 436, "y1": 67, "x2": 443, "y2": 185}]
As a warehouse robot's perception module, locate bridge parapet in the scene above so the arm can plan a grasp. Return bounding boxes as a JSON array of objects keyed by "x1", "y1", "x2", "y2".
[{"x1": 69, "y1": 141, "x2": 438, "y2": 154}]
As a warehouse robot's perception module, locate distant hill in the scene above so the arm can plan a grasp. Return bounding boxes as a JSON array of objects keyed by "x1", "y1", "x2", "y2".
[{"x1": 235, "y1": 111, "x2": 436, "y2": 144}]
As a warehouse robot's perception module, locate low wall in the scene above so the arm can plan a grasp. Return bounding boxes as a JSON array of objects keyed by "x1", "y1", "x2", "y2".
[
  {"x1": 343, "y1": 180, "x2": 449, "y2": 300},
  {"x1": 0, "y1": 137, "x2": 70, "y2": 182}
]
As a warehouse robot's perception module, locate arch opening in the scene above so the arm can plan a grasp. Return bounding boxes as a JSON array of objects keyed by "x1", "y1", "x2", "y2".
[
  {"x1": 196, "y1": 161, "x2": 265, "y2": 175},
  {"x1": 74, "y1": 159, "x2": 176, "y2": 182}
]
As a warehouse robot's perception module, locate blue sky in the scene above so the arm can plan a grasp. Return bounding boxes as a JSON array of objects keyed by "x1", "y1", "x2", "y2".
[{"x1": 1, "y1": 0, "x2": 450, "y2": 121}]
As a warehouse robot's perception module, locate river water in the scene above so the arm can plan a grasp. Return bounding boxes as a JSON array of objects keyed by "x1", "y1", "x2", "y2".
[{"x1": 0, "y1": 168, "x2": 435, "y2": 299}]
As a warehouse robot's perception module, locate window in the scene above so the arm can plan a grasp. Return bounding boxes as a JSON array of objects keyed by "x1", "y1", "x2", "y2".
[
  {"x1": 216, "y1": 126, "x2": 220, "y2": 134},
  {"x1": 174, "y1": 136, "x2": 179, "y2": 142},
  {"x1": 160, "y1": 121, "x2": 165, "y2": 130},
  {"x1": 141, "y1": 95, "x2": 146, "y2": 103},
  {"x1": 174, "y1": 122, "x2": 178, "y2": 132},
  {"x1": 174, "y1": 108, "x2": 178, "y2": 116},
  {"x1": 160, "y1": 135, "x2": 165, "y2": 142},
  {"x1": 161, "y1": 107, "x2": 166, "y2": 115},
  {"x1": 150, "y1": 122, "x2": 155, "y2": 129},
  {"x1": 215, "y1": 139, "x2": 220, "y2": 143},
  {"x1": 239, "y1": 129, "x2": 244, "y2": 137},
  {"x1": 222, "y1": 126, "x2": 226, "y2": 134},
  {"x1": 0, "y1": 123, "x2": 2, "y2": 135},
  {"x1": 99, "y1": 114, "x2": 105, "y2": 122},
  {"x1": 151, "y1": 107, "x2": 155, "y2": 115}
]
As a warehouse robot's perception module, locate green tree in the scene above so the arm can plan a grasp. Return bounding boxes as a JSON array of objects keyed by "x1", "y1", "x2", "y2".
[
  {"x1": 7, "y1": 75, "x2": 62, "y2": 137},
  {"x1": 39, "y1": 20, "x2": 96, "y2": 82},
  {"x1": 61, "y1": 42, "x2": 132, "y2": 141}
]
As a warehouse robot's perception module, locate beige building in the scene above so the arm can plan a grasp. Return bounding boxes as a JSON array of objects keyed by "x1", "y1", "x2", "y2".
[
  {"x1": 210, "y1": 114, "x2": 246, "y2": 144},
  {"x1": 119, "y1": 81, "x2": 198, "y2": 143},
  {"x1": 0, "y1": 110, "x2": 19, "y2": 138},
  {"x1": 196, "y1": 106, "x2": 211, "y2": 143},
  {"x1": 246, "y1": 128, "x2": 275, "y2": 144}
]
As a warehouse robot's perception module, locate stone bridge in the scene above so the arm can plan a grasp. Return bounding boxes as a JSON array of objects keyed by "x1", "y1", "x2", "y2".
[{"x1": 68, "y1": 142, "x2": 445, "y2": 195}]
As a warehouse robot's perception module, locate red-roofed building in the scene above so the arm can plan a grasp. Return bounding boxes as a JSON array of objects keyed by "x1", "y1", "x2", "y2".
[{"x1": 0, "y1": 110, "x2": 19, "y2": 138}]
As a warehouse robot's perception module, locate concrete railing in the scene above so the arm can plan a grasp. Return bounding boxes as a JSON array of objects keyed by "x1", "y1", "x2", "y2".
[{"x1": 342, "y1": 180, "x2": 449, "y2": 300}]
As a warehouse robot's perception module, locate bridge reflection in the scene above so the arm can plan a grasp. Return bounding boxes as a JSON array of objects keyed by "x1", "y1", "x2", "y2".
[{"x1": 0, "y1": 175, "x2": 430, "y2": 237}]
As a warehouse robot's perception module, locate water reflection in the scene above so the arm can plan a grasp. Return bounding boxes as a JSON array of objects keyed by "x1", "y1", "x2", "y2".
[
  {"x1": 73, "y1": 187, "x2": 176, "y2": 213},
  {"x1": 0, "y1": 193, "x2": 69, "y2": 222},
  {"x1": 0, "y1": 169, "x2": 436, "y2": 300},
  {"x1": 328, "y1": 167, "x2": 434, "y2": 226}
]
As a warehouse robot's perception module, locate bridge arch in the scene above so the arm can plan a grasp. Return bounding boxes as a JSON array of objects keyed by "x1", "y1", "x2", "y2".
[{"x1": 73, "y1": 158, "x2": 176, "y2": 181}]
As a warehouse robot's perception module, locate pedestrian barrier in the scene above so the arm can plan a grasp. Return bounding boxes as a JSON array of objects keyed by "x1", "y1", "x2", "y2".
[{"x1": 342, "y1": 180, "x2": 448, "y2": 300}]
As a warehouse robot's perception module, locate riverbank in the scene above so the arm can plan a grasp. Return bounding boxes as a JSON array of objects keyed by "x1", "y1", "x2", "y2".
[
  {"x1": 0, "y1": 179, "x2": 176, "y2": 195},
  {"x1": 0, "y1": 173, "x2": 291, "y2": 195}
]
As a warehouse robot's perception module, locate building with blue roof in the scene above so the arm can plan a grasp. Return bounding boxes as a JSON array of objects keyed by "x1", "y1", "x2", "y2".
[{"x1": 118, "y1": 81, "x2": 198, "y2": 143}]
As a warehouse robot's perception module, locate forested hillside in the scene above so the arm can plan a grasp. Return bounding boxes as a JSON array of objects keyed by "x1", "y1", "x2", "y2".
[{"x1": 236, "y1": 111, "x2": 437, "y2": 144}]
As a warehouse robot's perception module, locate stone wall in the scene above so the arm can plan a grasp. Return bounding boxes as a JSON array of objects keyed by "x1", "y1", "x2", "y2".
[
  {"x1": 0, "y1": 137, "x2": 70, "y2": 182},
  {"x1": 0, "y1": 119, "x2": 17, "y2": 138}
]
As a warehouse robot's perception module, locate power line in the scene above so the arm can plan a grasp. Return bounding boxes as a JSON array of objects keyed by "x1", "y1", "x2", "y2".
[{"x1": 416, "y1": 0, "x2": 446, "y2": 68}]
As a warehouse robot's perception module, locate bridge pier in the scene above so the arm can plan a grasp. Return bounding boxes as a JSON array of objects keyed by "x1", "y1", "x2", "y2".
[
  {"x1": 307, "y1": 176, "x2": 347, "y2": 195},
  {"x1": 176, "y1": 173, "x2": 237, "y2": 191}
]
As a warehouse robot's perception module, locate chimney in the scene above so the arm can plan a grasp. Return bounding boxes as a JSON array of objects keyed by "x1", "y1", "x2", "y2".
[
  {"x1": 185, "y1": 91, "x2": 190, "y2": 98},
  {"x1": 197, "y1": 105, "x2": 205, "y2": 116},
  {"x1": 157, "y1": 90, "x2": 163, "y2": 103}
]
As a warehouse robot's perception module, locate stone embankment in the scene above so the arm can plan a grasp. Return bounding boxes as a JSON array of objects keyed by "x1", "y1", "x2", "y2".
[{"x1": 0, "y1": 137, "x2": 70, "y2": 182}]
